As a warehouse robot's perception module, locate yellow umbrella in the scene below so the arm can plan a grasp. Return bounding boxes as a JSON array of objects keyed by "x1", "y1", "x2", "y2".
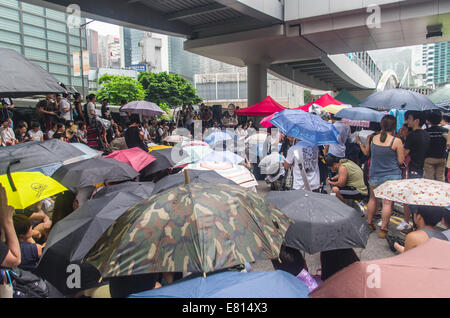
[
  {"x1": 322, "y1": 104, "x2": 352, "y2": 114},
  {"x1": 0, "y1": 172, "x2": 67, "y2": 209},
  {"x1": 148, "y1": 145, "x2": 173, "y2": 152}
]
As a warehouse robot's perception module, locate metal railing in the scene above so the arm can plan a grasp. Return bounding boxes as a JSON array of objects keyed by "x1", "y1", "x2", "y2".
[{"x1": 347, "y1": 52, "x2": 383, "y2": 84}]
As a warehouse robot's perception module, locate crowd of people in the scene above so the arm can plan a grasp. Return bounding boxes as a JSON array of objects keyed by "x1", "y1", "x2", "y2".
[{"x1": 0, "y1": 93, "x2": 449, "y2": 298}]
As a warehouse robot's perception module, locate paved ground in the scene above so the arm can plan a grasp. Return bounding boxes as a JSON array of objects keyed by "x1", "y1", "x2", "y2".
[{"x1": 252, "y1": 181, "x2": 396, "y2": 273}]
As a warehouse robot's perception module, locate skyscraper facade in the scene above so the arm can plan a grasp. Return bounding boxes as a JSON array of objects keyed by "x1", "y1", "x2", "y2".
[
  {"x1": 0, "y1": 0, "x2": 88, "y2": 93},
  {"x1": 423, "y1": 42, "x2": 450, "y2": 88}
]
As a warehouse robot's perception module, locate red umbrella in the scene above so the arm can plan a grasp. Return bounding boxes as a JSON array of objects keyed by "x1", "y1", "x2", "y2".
[
  {"x1": 260, "y1": 114, "x2": 275, "y2": 128},
  {"x1": 309, "y1": 238, "x2": 450, "y2": 298},
  {"x1": 105, "y1": 147, "x2": 156, "y2": 172},
  {"x1": 295, "y1": 93, "x2": 343, "y2": 111}
]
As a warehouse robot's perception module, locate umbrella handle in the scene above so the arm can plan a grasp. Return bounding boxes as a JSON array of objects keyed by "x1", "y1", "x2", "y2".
[
  {"x1": 184, "y1": 169, "x2": 190, "y2": 185},
  {"x1": 6, "y1": 160, "x2": 20, "y2": 192}
]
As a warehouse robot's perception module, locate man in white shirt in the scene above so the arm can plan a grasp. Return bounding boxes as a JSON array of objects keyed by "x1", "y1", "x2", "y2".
[
  {"x1": 86, "y1": 94, "x2": 97, "y2": 125},
  {"x1": 58, "y1": 93, "x2": 72, "y2": 122},
  {"x1": 284, "y1": 137, "x2": 320, "y2": 191},
  {"x1": 28, "y1": 122, "x2": 44, "y2": 141},
  {"x1": 325, "y1": 115, "x2": 351, "y2": 159}
]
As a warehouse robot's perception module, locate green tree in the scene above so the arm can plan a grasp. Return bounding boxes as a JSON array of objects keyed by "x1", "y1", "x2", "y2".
[
  {"x1": 138, "y1": 72, "x2": 202, "y2": 107},
  {"x1": 96, "y1": 74, "x2": 146, "y2": 105},
  {"x1": 304, "y1": 90, "x2": 313, "y2": 104}
]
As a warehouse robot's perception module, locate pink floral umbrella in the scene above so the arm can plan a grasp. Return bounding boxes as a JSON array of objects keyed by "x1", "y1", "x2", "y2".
[
  {"x1": 374, "y1": 178, "x2": 450, "y2": 206},
  {"x1": 105, "y1": 147, "x2": 156, "y2": 172}
]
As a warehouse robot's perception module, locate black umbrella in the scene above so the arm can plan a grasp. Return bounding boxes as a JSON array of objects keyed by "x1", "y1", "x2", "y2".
[
  {"x1": 140, "y1": 148, "x2": 186, "y2": 177},
  {"x1": 152, "y1": 170, "x2": 237, "y2": 194},
  {"x1": 93, "y1": 181, "x2": 155, "y2": 199},
  {"x1": 265, "y1": 190, "x2": 370, "y2": 254},
  {"x1": 36, "y1": 191, "x2": 144, "y2": 295},
  {"x1": 0, "y1": 139, "x2": 84, "y2": 174},
  {"x1": 360, "y1": 88, "x2": 437, "y2": 111},
  {"x1": 51, "y1": 158, "x2": 139, "y2": 191},
  {"x1": 0, "y1": 48, "x2": 66, "y2": 98}
]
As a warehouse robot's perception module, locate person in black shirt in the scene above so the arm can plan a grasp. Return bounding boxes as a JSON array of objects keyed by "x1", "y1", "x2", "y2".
[
  {"x1": 424, "y1": 111, "x2": 448, "y2": 182},
  {"x1": 124, "y1": 117, "x2": 147, "y2": 152},
  {"x1": 404, "y1": 111, "x2": 430, "y2": 178}
]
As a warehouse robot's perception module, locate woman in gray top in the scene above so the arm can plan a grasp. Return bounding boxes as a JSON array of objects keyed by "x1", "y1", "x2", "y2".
[{"x1": 367, "y1": 115, "x2": 405, "y2": 238}]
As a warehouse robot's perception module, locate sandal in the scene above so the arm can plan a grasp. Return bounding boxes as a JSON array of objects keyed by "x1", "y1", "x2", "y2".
[
  {"x1": 378, "y1": 229, "x2": 388, "y2": 239},
  {"x1": 368, "y1": 223, "x2": 376, "y2": 231}
]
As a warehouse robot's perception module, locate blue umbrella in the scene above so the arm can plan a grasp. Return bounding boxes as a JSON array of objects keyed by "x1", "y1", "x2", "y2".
[
  {"x1": 204, "y1": 131, "x2": 234, "y2": 145},
  {"x1": 129, "y1": 270, "x2": 310, "y2": 298},
  {"x1": 360, "y1": 88, "x2": 437, "y2": 111},
  {"x1": 270, "y1": 109, "x2": 339, "y2": 145},
  {"x1": 199, "y1": 151, "x2": 244, "y2": 165},
  {"x1": 335, "y1": 107, "x2": 385, "y2": 122}
]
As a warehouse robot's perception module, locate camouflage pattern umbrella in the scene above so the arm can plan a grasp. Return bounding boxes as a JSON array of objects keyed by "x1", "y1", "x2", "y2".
[{"x1": 84, "y1": 183, "x2": 291, "y2": 278}]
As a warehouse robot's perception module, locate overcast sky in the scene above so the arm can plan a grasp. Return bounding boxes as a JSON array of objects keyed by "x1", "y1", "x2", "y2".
[{"x1": 86, "y1": 20, "x2": 120, "y2": 36}]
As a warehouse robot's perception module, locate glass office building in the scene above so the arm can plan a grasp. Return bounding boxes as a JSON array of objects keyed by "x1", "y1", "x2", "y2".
[{"x1": 0, "y1": 0, "x2": 88, "y2": 94}]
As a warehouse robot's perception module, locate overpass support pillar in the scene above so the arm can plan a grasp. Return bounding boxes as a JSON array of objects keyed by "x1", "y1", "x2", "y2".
[{"x1": 247, "y1": 63, "x2": 268, "y2": 107}]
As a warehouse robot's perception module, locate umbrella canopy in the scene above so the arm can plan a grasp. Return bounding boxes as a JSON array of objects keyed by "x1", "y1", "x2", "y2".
[
  {"x1": 374, "y1": 178, "x2": 450, "y2": 206},
  {"x1": 428, "y1": 84, "x2": 450, "y2": 104},
  {"x1": 335, "y1": 107, "x2": 385, "y2": 122},
  {"x1": 360, "y1": 88, "x2": 437, "y2": 111},
  {"x1": 335, "y1": 88, "x2": 361, "y2": 107},
  {"x1": 37, "y1": 192, "x2": 144, "y2": 295},
  {"x1": 69, "y1": 143, "x2": 103, "y2": 162},
  {"x1": 265, "y1": 190, "x2": 370, "y2": 254},
  {"x1": 181, "y1": 140, "x2": 210, "y2": 148},
  {"x1": 163, "y1": 135, "x2": 190, "y2": 143},
  {"x1": 295, "y1": 94, "x2": 343, "y2": 111},
  {"x1": 148, "y1": 145, "x2": 173, "y2": 152},
  {"x1": 152, "y1": 170, "x2": 237, "y2": 194},
  {"x1": 247, "y1": 132, "x2": 268, "y2": 144},
  {"x1": 322, "y1": 104, "x2": 352, "y2": 115},
  {"x1": 234, "y1": 96, "x2": 287, "y2": 116},
  {"x1": 121, "y1": 101, "x2": 164, "y2": 117},
  {"x1": 0, "y1": 171, "x2": 67, "y2": 209},
  {"x1": 204, "y1": 131, "x2": 234, "y2": 145},
  {"x1": 310, "y1": 238, "x2": 450, "y2": 298},
  {"x1": 140, "y1": 147, "x2": 179, "y2": 177},
  {"x1": 130, "y1": 270, "x2": 310, "y2": 298},
  {"x1": 93, "y1": 181, "x2": 155, "y2": 199},
  {"x1": 105, "y1": 147, "x2": 156, "y2": 172},
  {"x1": 186, "y1": 162, "x2": 258, "y2": 189},
  {"x1": 84, "y1": 183, "x2": 291, "y2": 278},
  {"x1": 0, "y1": 48, "x2": 66, "y2": 98},
  {"x1": 260, "y1": 114, "x2": 275, "y2": 128},
  {"x1": 270, "y1": 109, "x2": 339, "y2": 146},
  {"x1": 199, "y1": 151, "x2": 245, "y2": 165},
  {"x1": 0, "y1": 139, "x2": 85, "y2": 174},
  {"x1": 175, "y1": 146, "x2": 214, "y2": 166},
  {"x1": 51, "y1": 158, "x2": 139, "y2": 192}
]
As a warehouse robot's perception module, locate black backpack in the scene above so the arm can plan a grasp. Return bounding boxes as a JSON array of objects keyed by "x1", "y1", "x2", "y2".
[{"x1": 11, "y1": 268, "x2": 49, "y2": 298}]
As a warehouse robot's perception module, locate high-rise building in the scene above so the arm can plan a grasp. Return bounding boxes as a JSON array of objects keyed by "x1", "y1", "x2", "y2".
[
  {"x1": 0, "y1": 0, "x2": 88, "y2": 94},
  {"x1": 168, "y1": 36, "x2": 200, "y2": 82},
  {"x1": 423, "y1": 42, "x2": 450, "y2": 88},
  {"x1": 86, "y1": 29, "x2": 100, "y2": 69},
  {"x1": 120, "y1": 27, "x2": 145, "y2": 68}
]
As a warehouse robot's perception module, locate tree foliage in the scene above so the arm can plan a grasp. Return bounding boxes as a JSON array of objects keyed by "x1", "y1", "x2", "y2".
[
  {"x1": 304, "y1": 90, "x2": 313, "y2": 104},
  {"x1": 138, "y1": 72, "x2": 202, "y2": 108},
  {"x1": 96, "y1": 74, "x2": 146, "y2": 105}
]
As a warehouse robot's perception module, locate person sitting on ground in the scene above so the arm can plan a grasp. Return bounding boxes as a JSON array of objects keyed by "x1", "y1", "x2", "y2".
[
  {"x1": 394, "y1": 206, "x2": 448, "y2": 253},
  {"x1": 22, "y1": 201, "x2": 51, "y2": 243},
  {"x1": 15, "y1": 121, "x2": 29, "y2": 144},
  {"x1": 52, "y1": 123, "x2": 67, "y2": 141},
  {"x1": 13, "y1": 214, "x2": 44, "y2": 273},
  {"x1": 27, "y1": 122, "x2": 44, "y2": 142},
  {"x1": 326, "y1": 155, "x2": 368, "y2": 202},
  {"x1": 0, "y1": 117, "x2": 16, "y2": 146},
  {"x1": 442, "y1": 211, "x2": 450, "y2": 241},
  {"x1": 320, "y1": 248, "x2": 360, "y2": 281},
  {"x1": 76, "y1": 122, "x2": 88, "y2": 144}
]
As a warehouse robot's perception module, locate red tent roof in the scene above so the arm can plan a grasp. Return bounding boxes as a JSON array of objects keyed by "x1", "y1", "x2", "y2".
[
  {"x1": 235, "y1": 96, "x2": 287, "y2": 116},
  {"x1": 295, "y1": 93, "x2": 343, "y2": 111}
]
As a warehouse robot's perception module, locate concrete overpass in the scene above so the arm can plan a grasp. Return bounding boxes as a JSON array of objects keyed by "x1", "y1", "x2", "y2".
[{"x1": 25, "y1": 0, "x2": 450, "y2": 105}]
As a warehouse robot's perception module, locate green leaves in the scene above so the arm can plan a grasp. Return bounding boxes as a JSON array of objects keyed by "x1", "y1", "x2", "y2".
[
  {"x1": 138, "y1": 72, "x2": 202, "y2": 108},
  {"x1": 96, "y1": 74, "x2": 146, "y2": 105}
]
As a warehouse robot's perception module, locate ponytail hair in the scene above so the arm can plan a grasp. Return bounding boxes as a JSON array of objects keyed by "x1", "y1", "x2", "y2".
[{"x1": 380, "y1": 115, "x2": 396, "y2": 143}]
